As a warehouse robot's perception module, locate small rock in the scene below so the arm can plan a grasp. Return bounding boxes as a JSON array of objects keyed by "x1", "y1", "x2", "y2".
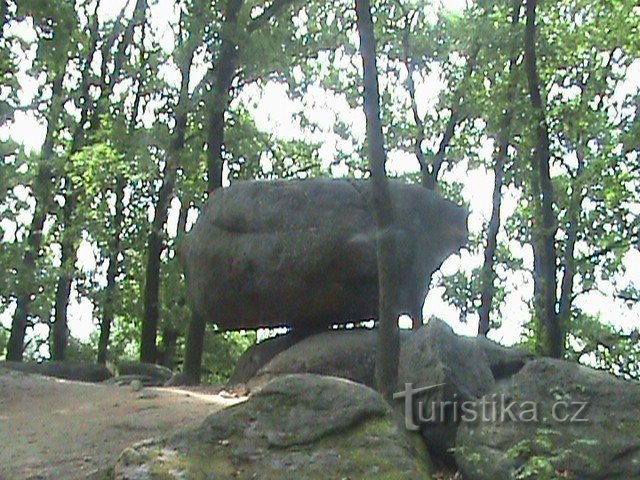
[
  {"x1": 137, "y1": 391, "x2": 158, "y2": 400},
  {"x1": 130, "y1": 380, "x2": 143, "y2": 392}
]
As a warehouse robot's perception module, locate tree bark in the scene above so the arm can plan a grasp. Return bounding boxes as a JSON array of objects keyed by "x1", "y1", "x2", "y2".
[
  {"x1": 183, "y1": 0, "x2": 298, "y2": 383},
  {"x1": 5, "y1": 70, "x2": 66, "y2": 361},
  {"x1": 477, "y1": 0, "x2": 521, "y2": 336},
  {"x1": 140, "y1": 25, "x2": 196, "y2": 363},
  {"x1": 524, "y1": 0, "x2": 562, "y2": 358},
  {"x1": 183, "y1": 0, "x2": 244, "y2": 383},
  {"x1": 51, "y1": 0, "x2": 136, "y2": 361},
  {"x1": 51, "y1": 194, "x2": 74, "y2": 360},
  {"x1": 478, "y1": 147, "x2": 505, "y2": 335},
  {"x1": 182, "y1": 312, "x2": 206, "y2": 383},
  {"x1": 97, "y1": 176, "x2": 125, "y2": 364},
  {"x1": 0, "y1": 0, "x2": 8, "y2": 31},
  {"x1": 356, "y1": 0, "x2": 400, "y2": 401},
  {"x1": 557, "y1": 157, "x2": 582, "y2": 326},
  {"x1": 97, "y1": 62, "x2": 145, "y2": 365},
  {"x1": 159, "y1": 327, "x2": 179, "y2": 369},
  {"x1": 206, "y1": 0, "x2": 244, "y2": 193}
]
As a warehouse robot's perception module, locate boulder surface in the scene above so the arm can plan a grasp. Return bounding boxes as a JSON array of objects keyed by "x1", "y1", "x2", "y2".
[
  {"x1": 181, "y1": 179, "x2": 467, "y2": 331},
  {"x1": 397, "y1": 319, "x2": 497, "y2": 456},
  {"x1": 1, "y1": 361, "x2": 113, "y2": 382},
  {"x1": 455, "y1": 358, "x2": 640, "y2": 480},
  {"x1": 113, "y1": 374, "x2": 434, "y2": 479},
  {"x1": 248, "y1": 328, "x2": 392, "y2": 390}
]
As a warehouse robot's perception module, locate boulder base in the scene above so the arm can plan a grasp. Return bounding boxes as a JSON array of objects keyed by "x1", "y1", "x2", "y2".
[
  {"x1": 113, "y1": 374, "x2": 434, "y2": 479},
  {"x1": 1, "y1": 361, "x2": 113, "y2": 382}
]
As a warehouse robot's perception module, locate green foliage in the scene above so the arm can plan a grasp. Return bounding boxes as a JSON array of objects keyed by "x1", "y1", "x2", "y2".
[
  {"x1": 507, "y1": 429, "x2": 567, "y2": 480},
  {"x1": 566, "y1": 312, "x2": 640, "y2": 380},
  {"x1": 507, "y1": 428, "x2": 599, "y2": 480},
  {"x1": 64, "y1": 336, "x2": 98, "y2": 363},
  {"x1": 201, "y1": 330, "x2": 257, "y2": 384},
  {"x1": 1, "y1": 0, "x2": 638, "y2": 379}
]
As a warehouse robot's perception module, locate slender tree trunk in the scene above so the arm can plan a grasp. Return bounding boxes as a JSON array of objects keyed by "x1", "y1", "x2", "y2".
[
  {"x1": 139, "y1": 175, "x2": 172, "y2": 362},
  {"x1": 558, "y1": 148, "x2": 584, "y2": 326},
  {"x1": 356, "y1": 0, "x2": 400, "y2": 401},
  {"x1": 206, "y1": 0, "x2": 243, "y2": 193},
  {"x1": 177, "y1": 199, "x2": 190, "y2": 235},
  {"x1": 96, "y1": 31, "x2": 146, "y2": 364},
  {"x1": 50, "y1": 0, "x2": 117, "y2": 360},
  {"x1": 140, "y1": 36, "x2": 195, "y2": 364},
  {"x1": 97, "y1": 176, "x2": 125, "y2": 364},
  {"x1": 524, "y1": 0, "x2": 562, "y2": 358},
  {"x1": 5, "y1": 71, "x2": 65, "y2": 361},
  {"x1": 478, "y1": 144, "x2": 505, "y2": 335},
  {"x1": 183, "y1": 0, "x2": 296, "y2": 383},
  {"x1": 183, "y1": 0, "x2": 244, "y2": 383},
  {"x1": 425, "y1": 111, "x2": 460, "y2": 189},
  {"x1": 159, "y1": 327, "x2": 179, "y2": 369},
  {"x1": 477, "y1": 0, "x2": 521, "y2": 336},
  {"x1": 183, "y1": 311, "x2": 206, "y2": 383},
  {"x1": 0, "y1": 0, "x2": 8, "y2": 31},
  {"x1": 51, "y1": 197, "x2": 74, "y2": 360}
]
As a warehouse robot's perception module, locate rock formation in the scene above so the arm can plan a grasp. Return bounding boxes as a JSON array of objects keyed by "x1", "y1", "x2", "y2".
[{"x1": 181, "y1": 179, "x2": 467, "y2": 331}]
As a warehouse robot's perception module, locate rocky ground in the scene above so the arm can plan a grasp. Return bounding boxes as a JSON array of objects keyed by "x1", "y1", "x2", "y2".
[{"x1": 0, "y1": 367, "x2": 244, "y2": 480}]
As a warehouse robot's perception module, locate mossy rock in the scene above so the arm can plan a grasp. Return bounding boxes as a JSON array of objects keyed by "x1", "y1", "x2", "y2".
[
  {"x1": 456, "y1": 358, "x2": 640, "y2": 480},
  {"x1": 113, "y1": 374, "x2": 434, "y2": 479}
]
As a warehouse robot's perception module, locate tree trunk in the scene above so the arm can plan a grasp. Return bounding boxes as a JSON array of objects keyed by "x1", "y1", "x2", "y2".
[
  {"x1": 182, "y1": 0, "x2": 244, "y2": 383},
  {"x1": 206, "y1": 0, "x2": 243, "y2": 193},
  {"x1": 558, "y1": 148, "x2": 584, "y2": 326},
  {"x1": 139, "y1": 34, "x2": 195, "y2": 364},
  {"x1": 50, "y1": 0, "x2": 126, "y2": 361},
  {"x1": 183, "y1": 0, "x2": 296, "y2": 383},
  {"x1": 356, "y1": 0, "x2": 400, "y2": 401},
  {"x1": 477, "y1": 144, "x2": 505, "y2": 335},
  {"x1": 477, "y1": 0, "x2": 521, "y2": 336},
  {"x1": 0, "y1": 0, "x2": 8, "y2": 31},
  {"x1": 97, "y1": 32, "x2": 146, "y2": 364},
  {"x1": 159, "y1": 327, "x2": 179, "y2": 369},
  {"x1": 182, "y1": 312, "x2": 206, "y2": 383},
  {"x1": 524, "y1": 0, "x2": 562, "y2": 358},
  {"x1": 5, "y1": 70, "x2": 66, "y2": 361},
  {"x1": 97, "y1": 176, "x2": 125, "y2": 364},
  {"x1": 51, "y1": 199, "x2": 74, "y2": 361}
]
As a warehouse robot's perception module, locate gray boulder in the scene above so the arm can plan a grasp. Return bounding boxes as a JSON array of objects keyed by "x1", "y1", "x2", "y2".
[
  {"x1": 164, "y1": 371, "x2": 207, "y2": 387},
  {"x1": 115, "y1": 361, "x2": 173, "y2": 386},
  {"x1": 455, "y1": 358, "x2": 640, "y2": 480},
  {"x1": 248, "y1": 328, "x2": 402, "y2": 390},
  {"x1": 397, "y1": 319, "x2": 497, "y2": 456},
  {"x1": 0, "y1": 361, "x2": 113, "y2": 382},
  {"x1": 181, "y1": 179, "x2": 467, "y2": 331},
  {"x1": 476, "y1": 336, "x2": 533, "y2": 380},
  {"x1": 113, "y1": 374, "x2": 434, "y2": 479},
  {"x1": 228, "y1": 333, "x2": 304, "y2": 385}
]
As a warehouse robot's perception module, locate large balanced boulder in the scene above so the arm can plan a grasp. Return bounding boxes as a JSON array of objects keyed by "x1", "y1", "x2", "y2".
[
  {"x1": 0, "y1": 361, "x2": 113, "y2": 382},
  {"x1": 181, "y1": 179, "x2": 467, "y2": 331},
  {"x1": 455, "y1": 358, "x2": 640, "y2": 480},
  {"x1": 113, "y1": 374, "x2": 434, "y2": 479}
]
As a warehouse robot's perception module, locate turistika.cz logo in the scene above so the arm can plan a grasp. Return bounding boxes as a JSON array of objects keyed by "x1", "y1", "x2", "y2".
[{"x1": 393, "y1": 383, "x2": 589, "y2": 431}]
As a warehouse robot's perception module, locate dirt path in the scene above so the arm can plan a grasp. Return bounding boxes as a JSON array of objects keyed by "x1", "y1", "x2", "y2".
[{"x1": 0, "y1": 368, "x2": 244, "y2": 480}]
